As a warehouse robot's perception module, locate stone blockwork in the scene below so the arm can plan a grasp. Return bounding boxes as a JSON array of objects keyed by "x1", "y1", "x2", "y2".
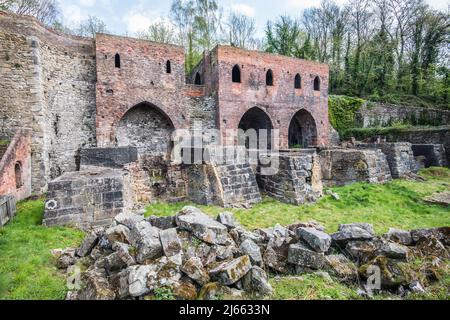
[
  {"x1": 43, "y1": 168, "x2": 132, "y2": 229},
  {"x1": 0, "y1": 12, "x2": 96, "y2": 193},
  {"x1": 0, "y1": 128, "x2": 32, "y2": 200},
  {"x1": 257, "y1": 150, "x2": 323, "y2": 205},
  {"x1": 358, "y1": 143, "x2": 416, "y2": 178},
  {"x1": 124, "y1": 156, "x2": 187, "y2": 209},
  {"x1": 412, "y1": 144, "x2": 448, "y2": 168},
  {"x1": 80, "y1": 147, "x2": 138, "y2": 169},
  {"x1": 319, "y1": 148, "x2": 392, "y2": 187},
  {"x1": 356, "y1": 102, "x2": 450, "y2": 128}
]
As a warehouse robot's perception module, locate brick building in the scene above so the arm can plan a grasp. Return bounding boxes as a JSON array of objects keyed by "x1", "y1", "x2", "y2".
[{"x1": 0, "y1": 12, "x2": 330, "y2": 197}]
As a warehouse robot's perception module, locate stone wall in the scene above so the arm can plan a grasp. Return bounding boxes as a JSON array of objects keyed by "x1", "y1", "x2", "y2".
[
  {"x1": 80, "y1": 147, "x2": 138, "y2": 169},
  {"x1": 319, "y1": 148, "x2": 392, "y2": 187},
  {"x1": 0, "y1": 12, "x2": 96, "y2": 192},
  {"x1": 257, "y1": 150, "x2": 323, "y2": 205},
  {"x1": 43, "y1": 167, "x2": 132, "y2": 229},
  {"x1": 358, "y1": 143, "x2": 416, "y2": 178},
  {"x1": 412, "y1": 145, "x2": 448, "y2": 168},
  {"x1": 0, "y1": 128, "x2": 32, "y2": 200},
  {"x1": 356, "y1": 102, "x2": 450, "y2": 128}
]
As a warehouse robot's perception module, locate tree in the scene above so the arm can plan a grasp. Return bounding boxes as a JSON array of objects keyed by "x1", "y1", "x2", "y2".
[
  {"x1": 75, "y1": 15, "x2": 108, "y2": 38},
  {"x1": 136, "y1": 21, "x2": 177, "y2": 44},
  {"x1": 2, "y1": 0, "x2": 60, "y2": 25},
  {"x1": 193, "y1": 0, "x2": 222, "y2": 51},
  {"x1": 224, "y1": 12, "x2": 256, "y2": 49},
  {"x1": 265, "y1": 16, "x2": 301, "y2": 56}
]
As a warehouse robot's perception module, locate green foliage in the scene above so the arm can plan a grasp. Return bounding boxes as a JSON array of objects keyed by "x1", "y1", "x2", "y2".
[
  {"x1": 0, "y1": 140, "x2": 9, "y2": 146},
  {"x1": 328, "y1": 95, "x2": 365, "y2": 134},
  {"x1": 342, "y1": 125, "x2": 450, "y2": 141},
  {"x1": 0, "y1": 200, "x2": 84, "y2": 300},
  {"x1": 153, "y1": 287, "x2": 175, "y2": 300}
]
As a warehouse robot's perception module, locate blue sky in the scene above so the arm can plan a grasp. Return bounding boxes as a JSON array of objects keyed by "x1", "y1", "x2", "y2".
[{"x1": 59, "y1": 0, "x2": 449, "y2": 37}]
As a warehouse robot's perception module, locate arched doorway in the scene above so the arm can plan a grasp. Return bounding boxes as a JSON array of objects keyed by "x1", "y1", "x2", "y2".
[
  {"x1": 116, "y1": 102, "x2": 175, "y2": 156},
  {"x1": 238, "y1": 107, "x2": 273, "y2": 150},
  {"x1": 288, "y1": 109, "x2": 318, "y2": 148}
]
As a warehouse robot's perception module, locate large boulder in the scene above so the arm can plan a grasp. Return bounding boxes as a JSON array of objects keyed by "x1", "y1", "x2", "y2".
[
  {"x1": 263, "y1": 235, "x2": 294, "y2": 273},
  {"x1": 379, "y1": 241, "x2": 410, "y2": 260},
  {"x1": 146, "y1": 257, "x2": 181, "y2": 291},
  {"x1": 239, "y1": 239, "x2": 263, "y2": 266},
  {"x1": 110, "y1": 269, "x2": 130, "y2": 299},
  {"x1": 297, "y1": 227, "x2": 332, "y2": 253},
  {"x1": 147, "y1": 215, "x2": 176, "y2": 230},
  {"x1": 112, "y1": 242, "x2": 137, "y2": 267},
  {"x1": 160, "y1": 228, "x2": 182, "y2": 257},
  {"x1": 129, "y1": 221, "x2": 163, "y2": 263},
  {"x1": 77, "y1": 232, "x2": 99, "y2": 257},
  {"x1": 176, "y1": 207, "x2": 230, "y2": 245},
  {"x1": 128, "y1": 265, "x2": 154, "y2": 297},
  {"x1": 345, "y1": 241, "x2": 379, "y2": 263},
  {"x1": 325, "y1": 255, "x2": 358, "y2": 283},
  {"x1": 181, "y1": 257, "x2": 210, "y2": 286},
  {"x1": 106, "y1": 225, "x2": 131, "y2": 245},
  {"x1": 78, "y1": 268, "x2": 116, "y2": 300},
  {"x1": 287, "y1": 243, "x2": 326, "y2": 270},
  {"x1": 385, "y1": 228, "x2": 413, "y2": 246},
  {"x1": 114, "y1": 213, "x2": 145, "y2": 229},
  {"x1": 217, "y1": 212, "x2": 238, "y2": 229},
  {"x1": 242, "y1": 266, "x2": 273, "y2": 297},
  {"x1": 209, "y1": 255, "x2": 252, "y2": 285},
  {"x1": 173, "y1": 279, "x2": 198, "y2": 300},
  {"x1": 411, "y1": 227, "x2": 450, "y2": 246},
  {"x1": 331, "y1": 223, "x2": 375, "y2": 244}
]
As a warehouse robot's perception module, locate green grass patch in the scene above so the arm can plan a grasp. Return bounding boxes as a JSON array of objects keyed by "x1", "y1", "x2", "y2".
[
  {"x1": 146, "y1": 167, "x2": 450, "y2": 234},
  {"x1": 0, "y1": 140, "x2": 9, "y2": 146},
  {"x1": 270, "y1": 275, "x2": 361, "y2": 300},
  {"x1": 342, "y1": 125, "x2": 450, "y2": 141},
  {"x1": 0, "y1": 200, "x2": 84, "y2": 300}
]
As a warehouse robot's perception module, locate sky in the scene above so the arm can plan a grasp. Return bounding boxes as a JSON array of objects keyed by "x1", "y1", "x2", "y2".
[{"x1": 59, "y1": 0, "x2": 449, "y2": 37}]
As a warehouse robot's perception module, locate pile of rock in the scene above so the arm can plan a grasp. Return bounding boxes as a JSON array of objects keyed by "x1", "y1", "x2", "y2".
[{"x1": 54, "y1": 206, "x2": 449, "y2": 300}]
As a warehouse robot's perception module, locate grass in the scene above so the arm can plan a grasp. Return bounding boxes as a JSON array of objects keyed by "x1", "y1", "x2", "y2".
[
  {"x1": 0, "y1": 168, "x2": 448, "y2": 300},
  {"x1": 0, "y1": 140, "x2": 9, "y2": 146},
  {"x1": 270, "y1": 275, "x2": 361, "y2": 300},
  {"x1": 146, "y1": 167, "x2": 450, "y2": 234},
  {"x1": 0, "y1": 200, "x2": 84, "y2": 300}
]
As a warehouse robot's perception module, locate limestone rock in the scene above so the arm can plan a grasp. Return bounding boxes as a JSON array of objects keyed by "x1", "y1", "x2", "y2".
[
  {"x1": 331, "y1": 223, "x2": 375, "y2": 243},
  {"x1": 110, "y1": 269, "x2": 130, "y2": 299},
  {"x1": 56, "y1": 249, "x2": 77, "y2": 269},
  {"x1": 128, "y1": 265, "x2": 153, "y2": 297},
  {"x1": 129, "y1": 220, "x2": 163, "y2": 263},
  {"x1": 181, "y1": 257, "x2": 210, "y2": 286},
  {"x1": 209, "y1": 255, "x2": 252, "y2": 285},
  {"x1": 176, "y1": 206, "x2": 230, "y2": 245},
  {"x1": 77, "y1": 232, "x2": 99, "y2": 257},
  {"x1": 115, "y1": 213, "x2": 144, "y2": 229},
  {"x1": 198, "y1": 282, "x2": 245, "y2": 300},
  {"x1": 239, "y1": 239, "x2": 263, "y2": 265},
  {"x1": 173, "y1": 280, "x2": 198, "y2": 300},
  {"x1": 147, "y1": 215, "x2": 176, "y2": 230},
  {"x1": 242, "y1": 266, "x2": 273, "y2": 297},
  {"x1": 415, "y1": 236, "x2": 449, "y2": 259},
  {"x1": 411, "y1": 227, "x2": 450, "y2": 246},
  {"x1": 213, "y1": 244, "x2": 238, "y2": 261},
  {"x1": 297, "y1": 227, "x2": 332, "y2": 253},
  {"x1": 106, "y1": 224, "x2": 131, "y2": 244},
  {"x1": 78, "y1": 268, "x2": 116, "y2": 300},
  {"x1": 263, "y1": 236, "x2": 293, "y2": 273},
  {"x1": 287, "y1": 243, "x2": 326, "y2": 270},
  {"x1": 160, "y1": 228, "x2": 182, "y2": 257},
  {"x1": 379, "y1": 241, "x2": 410, "y2": 260},
  {"x1": 112, "y1": 242, "x2": 137, "y2": 266},
  {"x1": 287, "y1": 221, "x2": 326, "y2": 233},
  {"x1": 385, "y1": 228, "x2": 413, "y2": 246},
  {"x1": 147, "y1": 257, "x2": 181, "y2": 291},
  {"x1": 325, "y1": 254, "x2": 358, "y2": 282},
  {"x1": 95, "y1": 252, "x2": 127, "y2": 272},
  {"x1": 217, "y1": 212, "x2": 238, "y2": 229},
  {"x1": 345, "y1": 241, "x2": 379, "y2": 263}
]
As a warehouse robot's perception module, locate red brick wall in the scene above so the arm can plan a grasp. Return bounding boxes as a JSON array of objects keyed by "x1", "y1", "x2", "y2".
[
  {"x1": 95, "y1": 34, "x2": 191, "y2": 147},
  {"x1": 0, "y1": 129, "x2": 32, "y2": 200},
  {"x1": 211, "y1": 46, "x2": 330, "y2": 148}
]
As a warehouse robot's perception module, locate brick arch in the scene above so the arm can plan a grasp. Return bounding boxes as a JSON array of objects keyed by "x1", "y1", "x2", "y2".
[
  {"x1": 114, "y1": 102, "x2": 176, "y2": 156},
  {"x1": 238, "y1": 106, "x2": 274, "y2": 150},
  {"x1": 288, "y1": 109, "x2": 318, "y2": 148}
]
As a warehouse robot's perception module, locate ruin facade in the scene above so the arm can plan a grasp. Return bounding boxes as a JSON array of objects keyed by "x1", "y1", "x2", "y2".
[{"x1": 0, "y1": 12, "x2": 447, "y2": 228}]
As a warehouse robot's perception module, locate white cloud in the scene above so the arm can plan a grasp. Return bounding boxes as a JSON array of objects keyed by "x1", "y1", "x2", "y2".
[
  {"x1": 231, "y1": 4, "x2": 256, "y2": 17},
  {"x1": 60, "y1": 4, "x2": 86, "y2": 26}
]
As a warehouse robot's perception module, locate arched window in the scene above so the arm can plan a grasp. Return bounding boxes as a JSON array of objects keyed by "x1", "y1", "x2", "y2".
[
  {"x1": 15, "y1": 162, "x2": 23, "y2": 189},
  {"x1": 232, "y1": 65, "x2": 241, "y2": 83},
  {"x1": 295, "y1": 74, "x2": 302, "y2": 89},
  {"x1": 166, "y1": 60, "x2": 171, "y2": 74},
  {"x1": 194, "y1": 72, "x2": 202, "y2": 85},
  {"x1": 266, "y1": 69, "x2": 274, "y2": 86},
  {"x1": 115, "y1": 53, "x2": 121, "y2": 68},
  {"x1": 314, "y1": 76, "x2": 320, "y2": 91}
]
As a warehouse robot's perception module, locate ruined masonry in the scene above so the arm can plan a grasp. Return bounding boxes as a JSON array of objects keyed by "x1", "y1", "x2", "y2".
[{"x1": 0, "y1": 12, "x2": 447, "y2": 228}]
